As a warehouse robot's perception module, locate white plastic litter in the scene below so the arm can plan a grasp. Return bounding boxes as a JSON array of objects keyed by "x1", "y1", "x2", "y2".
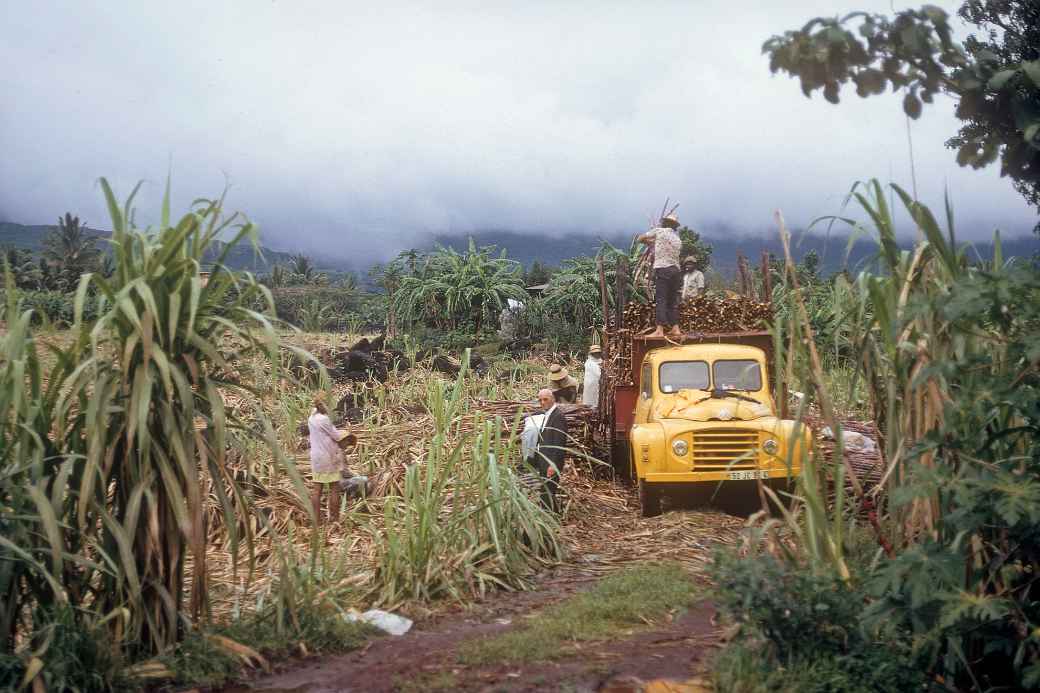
[
  {"x1": 346, "y1": 609, "x2": 413, "y2": 636},
  {"x1": 521, "y1": 414, "x2": 546, "y2": 461}
]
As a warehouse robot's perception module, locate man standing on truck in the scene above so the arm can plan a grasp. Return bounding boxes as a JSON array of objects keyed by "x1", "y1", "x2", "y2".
[
  {"x1": 526, "y1": 388, "x2": 569, "y2": 513},
  {"x1": 637, "y1": 213, "x2": 683, "y2": 339}
]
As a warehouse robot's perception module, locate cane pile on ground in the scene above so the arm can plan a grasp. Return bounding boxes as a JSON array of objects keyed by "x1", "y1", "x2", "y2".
[
  {"x1": 286, "y1": 334, "x2": 492, "y2": 384},
  {"x1": 618, "y1": 293, "x2": 772, "y2": 334},
  {"x1": 474, "y1": 400, "x2": 598, "y2": 453},
  {"x1": 803, "y1": 414, "x2": 886, "y2": 509}
]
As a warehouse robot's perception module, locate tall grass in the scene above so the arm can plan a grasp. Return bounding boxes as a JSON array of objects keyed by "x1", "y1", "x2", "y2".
[
  {"x1": 372, "y1": 353, "x2": 562, "y2": 607},
  {"x1": 0, "y1": 178, "x2": 321, "y2": 691},
  {"x1": 732, "y1": 179, "x2": 1040, "y2": 688}
]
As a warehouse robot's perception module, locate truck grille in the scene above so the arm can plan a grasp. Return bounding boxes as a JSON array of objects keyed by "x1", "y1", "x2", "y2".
[{"x1": 691, "y1": 429, "x2": 759, "y2": 470}]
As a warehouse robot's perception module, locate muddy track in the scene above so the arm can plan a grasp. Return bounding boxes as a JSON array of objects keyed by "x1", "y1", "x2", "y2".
[{"x1": 221, "y1": 481, "x2": 747, "y2": 693}]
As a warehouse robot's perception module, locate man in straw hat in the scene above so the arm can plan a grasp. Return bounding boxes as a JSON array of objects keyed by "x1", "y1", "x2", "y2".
[
  {"x1": 581, "y1": 344, "x2": 602, "y2": 407},
  {"x1": 638, "y1": 213, "x2": 683, "y2": 339},
  {"x1": 681, "y1": 256, "x2": 705, "y2": 300},
  {"x1": 547, "y1": 364, "x2": 578, "y2": 403}
]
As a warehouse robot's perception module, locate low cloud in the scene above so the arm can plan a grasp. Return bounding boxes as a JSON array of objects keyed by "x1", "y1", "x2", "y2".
[{"x1": 1, "y1": 1, "x2": 1034, "y2": 267}]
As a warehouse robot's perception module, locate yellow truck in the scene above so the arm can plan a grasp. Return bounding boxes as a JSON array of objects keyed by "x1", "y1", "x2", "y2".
[
  {"x1": 595, "y1": 257, "x2": 809, "y2": 516},
  {"x1": 626, "y1": 341, "x2": 809, "y2": 516}
]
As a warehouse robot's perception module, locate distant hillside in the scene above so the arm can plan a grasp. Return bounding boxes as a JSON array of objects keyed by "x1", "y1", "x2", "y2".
[
  {"x1": 432, "y1": 229, "x2": 1040, "y2": 276},
  {"x1": 0, "y1": 221, "x2": 299, "y2": 273}
]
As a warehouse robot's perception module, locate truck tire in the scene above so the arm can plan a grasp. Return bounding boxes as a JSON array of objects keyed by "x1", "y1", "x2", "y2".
[
  {"x1": 639, "y1": 480, "x2": 662, "y2": 518},
  {"x1": 610, "y1": 439, "x2": 632, "y2": 482}
]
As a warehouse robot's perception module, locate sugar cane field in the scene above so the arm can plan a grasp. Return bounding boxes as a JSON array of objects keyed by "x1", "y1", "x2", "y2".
[
  {"x1": 5, "y1": 3, "x2": 1040, "y2": 691},
  {"x1": 3, "y1": 170, "x2": 1038, "y2": 693}
]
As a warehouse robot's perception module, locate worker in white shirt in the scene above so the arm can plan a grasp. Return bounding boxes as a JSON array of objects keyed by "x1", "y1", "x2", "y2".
[
  {"x1": 580, "y1": 345, "x2": 602, "y2": 407},
  {"x1": 681, "y1": 257, "x2": 705, "y2": 300}
]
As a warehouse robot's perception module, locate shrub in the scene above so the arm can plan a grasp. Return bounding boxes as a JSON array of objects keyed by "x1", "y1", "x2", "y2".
[
  {"x1": 711, "y1": 552, "x2": 924, "y2": 693},
  {"x1": 272, "y1": 286, "x2": 360, "y2": 331},
  {"x1": 0, "y1": 606, "x2": 122, "y2": 693}
]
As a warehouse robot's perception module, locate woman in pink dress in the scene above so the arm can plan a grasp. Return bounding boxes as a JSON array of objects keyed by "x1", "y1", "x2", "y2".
[{"x1": 308, "y1": 394, "x2": 346, "y2": 524}]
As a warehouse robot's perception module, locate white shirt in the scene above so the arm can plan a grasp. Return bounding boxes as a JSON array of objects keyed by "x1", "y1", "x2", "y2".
[
  {"x1": 682, "y1": 270, "x2": 705, "y2": 300},
  {"x1": 541, "y1": 404, "x2": 557, "y2": 427},
  {"x1": 307, "y1": 410, "x2": 344, "y2": 475},
  {"x1": 581, "y1": 357, "x2": 602, "y2": 407},
  {"x1": 644, "y1": 227, "x2": 681, "y2": 269}
]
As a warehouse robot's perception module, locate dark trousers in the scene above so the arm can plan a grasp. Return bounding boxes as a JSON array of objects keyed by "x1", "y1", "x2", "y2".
[
  {"x1": 527, "y1": 455, "x2": 563, "y2": 513},
  {"x1": 654, "y1": 265, "x2": 681, "y2": 327}
]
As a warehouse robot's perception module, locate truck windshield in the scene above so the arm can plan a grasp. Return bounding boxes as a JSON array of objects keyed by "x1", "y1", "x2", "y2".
[
  {"x1": 658, "y1": 361, "x2": 709, "y2": 393},
  {"x1": 714, "y1": 360, "x2": 762, "y2": 391}
]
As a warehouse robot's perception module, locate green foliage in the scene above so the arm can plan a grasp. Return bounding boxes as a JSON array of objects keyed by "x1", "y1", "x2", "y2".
[
  {"x1": 538, "y1": 242, "x2": 638, "y2": 347},
  {"x1": 43, "y1": 213, "x2": 102, "y2": 292},
  {"x1": 763, "y1": 2, "x2": 1040, "y2": 211},
  {"x1": 393, "y1": 239, "x2": 527, "y2": 332},
  {"x1": 0, "y1": 605, "x2": 123, "y2": 693},
  {"x1": 372, "y1": 353, "x2": 562, "y2": 607},
  {"x1": 0, "y1": 273, "x2": 96, "y2": 657},
  {"x1": 65, "y1": 178, "x2": 313, "y2": 656},
  {"x1": 731, "y1": 179, "x2": 1040, "y2": 690},
  {"x1": 857, "y1": 262, "x2": 1040, "y2": 691},
  {"x1": 459, "y1": 562, "x2": 699, "y2": 665},
  {"x1": 271, "y1": 286, "x2": 360, "y2": 331},
  {"x1": 163, "y1": 548, "x2": 373, "y2": 688},
  {"x1": 2, "y1": 246, "x2": 43, "y2": 289},
  {"x1": 711, "y1": 551, "x2": 923, "y2": 693},
  {"x1": 678, "y1": 225, "x2": 713, "y2": 268},
  {"x1": 523, "y1": 259, "x2": 555, "y2": 286}
]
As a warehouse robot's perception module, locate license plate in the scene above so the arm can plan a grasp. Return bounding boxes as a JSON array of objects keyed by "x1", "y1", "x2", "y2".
[{"x1": 729, "y1": 470, "x2": 770, "y2": 480}]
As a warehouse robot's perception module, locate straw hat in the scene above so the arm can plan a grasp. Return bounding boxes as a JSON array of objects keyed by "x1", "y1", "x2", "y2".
[
  {"x1": 548, "y1": 364, "x2": 578, "y2": 388},
  {"x1": 682, "y1": 257, "x2": 696, "y2": 269},
  {"x1": 588, "y1": 344, "x2": 602, "y2": 355},
  {"x1": 548, "y1": 364, "x2": 570, "y2": 382},
  {"x1": 661, "y1": 214, "x2": 680, "y2": 229}
]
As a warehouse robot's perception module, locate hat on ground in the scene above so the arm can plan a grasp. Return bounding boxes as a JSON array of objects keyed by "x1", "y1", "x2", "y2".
[
  {"x1": 661, "y1": 214, "x2": 680, "y2": 229},
  {"x1": 548, "y1": 364, "x2": 570, "y2": 382},
  {"x1": 589, "y1": 344, "x2": 602, "y2": 355}
]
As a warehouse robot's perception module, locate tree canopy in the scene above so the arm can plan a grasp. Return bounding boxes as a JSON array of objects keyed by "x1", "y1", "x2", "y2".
[{"x1": 762, "y1": 2, "x2": 1040, "y2": 215}]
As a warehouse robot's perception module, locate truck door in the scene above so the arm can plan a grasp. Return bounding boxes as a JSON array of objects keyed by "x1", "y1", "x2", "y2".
[{"x1": 634, "y1": 360, "x2": 653, "y2": 424}]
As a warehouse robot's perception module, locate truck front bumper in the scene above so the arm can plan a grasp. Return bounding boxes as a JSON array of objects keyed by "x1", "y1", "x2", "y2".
[{"x1": 643, "y1": 469, "x2": 799, "y2": 484}]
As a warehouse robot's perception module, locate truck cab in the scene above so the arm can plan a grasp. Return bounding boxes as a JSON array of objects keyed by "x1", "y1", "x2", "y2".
[{"x1": 628, "y1": 343, "x2": 809, "y2": 516}]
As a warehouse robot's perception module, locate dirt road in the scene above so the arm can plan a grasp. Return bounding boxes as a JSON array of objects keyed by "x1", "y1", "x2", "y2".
[{"x1": 222, "y1": 478, "x2": 746, "y2": 693}]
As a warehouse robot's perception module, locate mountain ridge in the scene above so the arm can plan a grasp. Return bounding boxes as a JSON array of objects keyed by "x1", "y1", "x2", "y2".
[{"x1": 3, "y1": 221, "x2": 1036, "y2": 276}]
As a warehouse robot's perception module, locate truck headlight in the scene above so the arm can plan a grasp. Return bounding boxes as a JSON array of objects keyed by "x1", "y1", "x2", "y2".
[
  {"x1": 762, "y1": 438, "x2": 780, "y2": 455},
  {"x1": 672, "y1": 439, "x2": 689, "y2": 456}
]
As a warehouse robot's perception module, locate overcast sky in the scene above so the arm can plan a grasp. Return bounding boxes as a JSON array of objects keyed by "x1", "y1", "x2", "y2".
[{"x1": 1, "y1": 1, "x2": 1035, "y2": 265}]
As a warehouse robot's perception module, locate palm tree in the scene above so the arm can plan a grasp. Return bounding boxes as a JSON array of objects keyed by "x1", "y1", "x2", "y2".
[
  {"x1": 268, "y1": 263, "x2": 288, "y2": 288},
  {"x1": 43, "y1": 213, "x2": 101, "y2": 291},
  {"x1": 289, "y1": 253, "x2": 315, "y2": 282},
  {"x1": 339, "y1": 272, "x2": 359, "y2": 291},
  {"x1": 396, "y1": 248, "x2": 422, "y2": 276}
]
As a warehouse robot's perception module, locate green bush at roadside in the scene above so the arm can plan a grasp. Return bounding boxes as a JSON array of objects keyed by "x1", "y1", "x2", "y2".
[{"x1": 711, "y1": 552, "x2": 924, "y2": 693}]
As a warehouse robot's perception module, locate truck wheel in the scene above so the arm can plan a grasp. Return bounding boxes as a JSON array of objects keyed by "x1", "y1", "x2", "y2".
[
  {"x1": 638, "y1": 480, "x2": 662, "y2": 518},
  {"x1": 610, "y1": 440, "x2": 632, "y2": 482}
]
